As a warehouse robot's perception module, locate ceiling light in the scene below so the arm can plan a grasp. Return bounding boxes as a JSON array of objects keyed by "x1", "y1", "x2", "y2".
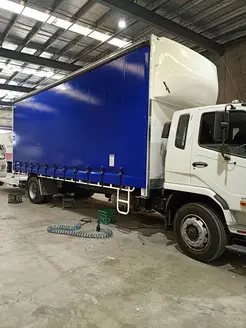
[
  {"x1": 8, "y1": 81, "x2": 19, "y2": 86},
  {"x1": 5, "y1": 91, "x2": 23, "y2": 100},
  {"x1": 7, "y1": 91, "x2": 23, "y2": 96},
  {"x1": 6, "y1": 64, "x2": 22, "y2": 72},
  {"x1": 36, "y1": 71, "x2": 54, "y2": 78},
  {"x1": 21, "y1": 47, "x2": 36, "y2": 55},
  {"x1": 22, "y1": 68, "x2": 37, "y2": 75},
  {"x1": 1, "y1": 69, "x2": 15, "y2": 75},
  {"x1": 22, "y1": 7, "x2": 50, "y2": 22},
  {"x1": 108, "y1": 38, "x2": 129, "y2": 48},
  {"x1": 59, "y1": 56, "x2": 69, "y2": 62},
  {"x1": 89, "y1": 31, "x2": 111, "y2": 42},
  {"x1": 69, "y1": 24, "x2": 92, "y2": 36},
  {"x1": 2, "y1": 41, "x2": 18, "y2": 50},
  {"x1": 40, "y1": 52, "x2": 53, "y2": 59},
  {"x1": 118, "y1": 19, "x2": 126, "y2": 29},
  {"x1": 47, "y1": 16, "x2": 72, "y2": 29},
  {"x1": 0, "y1": 0, "x2": 23, "y2": 14},
  {"x1": 52, "y1": 74, "x2": 66, "y2": 80},
  {"x1": 0, "y1": 90, "x2": 7, "y2": 97}
]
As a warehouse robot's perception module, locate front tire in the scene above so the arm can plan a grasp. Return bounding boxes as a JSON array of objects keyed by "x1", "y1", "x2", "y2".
[
  {"x1": 27, "y1": 177, "x2": 44, "y2": 204},
  {"x1": 174, "y1": 203, "x2": 227, "y2": 263}
]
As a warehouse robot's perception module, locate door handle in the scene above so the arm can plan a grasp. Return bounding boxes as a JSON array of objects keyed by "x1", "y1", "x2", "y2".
[{"x1": 192, "y1": 162, "x2": 208, "y2": 168}]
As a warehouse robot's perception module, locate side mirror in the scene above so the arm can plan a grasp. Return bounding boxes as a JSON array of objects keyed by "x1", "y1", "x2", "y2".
[{"x1": 213, "y1": 111, "x2": 229, "y2": 141}]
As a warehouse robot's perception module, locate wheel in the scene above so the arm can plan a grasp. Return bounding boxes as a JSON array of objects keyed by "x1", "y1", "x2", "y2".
[
  {"x1": 174, "y1": 203, "x2": 227, "y2": 263},
  {"x1": 74, "y1": 187, "x2": 94, "y2": 199},
  {"x1": 27, "y1": 177, "x2": 44, "y2": 204}
]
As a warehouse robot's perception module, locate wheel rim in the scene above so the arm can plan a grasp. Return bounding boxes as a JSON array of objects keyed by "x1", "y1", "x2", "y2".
[
  {"x1": 180, "y1": 214, "x2": 210, "y2": 251},
  {"x1": 29, "y1": 181, "x2": 37, "y2": 199}
]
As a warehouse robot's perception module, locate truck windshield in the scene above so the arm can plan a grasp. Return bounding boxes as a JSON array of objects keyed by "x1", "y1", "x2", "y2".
[{"x1": 199, "y1": 110, "x2": 246, "y2": 158}]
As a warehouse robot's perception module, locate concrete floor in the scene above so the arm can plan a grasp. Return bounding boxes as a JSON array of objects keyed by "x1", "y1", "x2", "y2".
[{"x1": 0, "y1": 187, "x2": 246, "y2": 328}]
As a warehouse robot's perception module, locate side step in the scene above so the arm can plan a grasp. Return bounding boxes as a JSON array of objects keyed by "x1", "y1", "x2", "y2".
[
  {"x1": 116, "y1": 189, "x2": 131, "y2": 215},
  {"x1": 226, "y1": 244, "x2": 246, "y2": 255}
]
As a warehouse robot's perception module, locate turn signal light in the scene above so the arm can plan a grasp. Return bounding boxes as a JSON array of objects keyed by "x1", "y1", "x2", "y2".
[
  {"x1": 240, "y1": 200, "x2": 246, "y2": 207},
  {"x1": 237, "y1": 229, "x2": 246, "y2": 234}
]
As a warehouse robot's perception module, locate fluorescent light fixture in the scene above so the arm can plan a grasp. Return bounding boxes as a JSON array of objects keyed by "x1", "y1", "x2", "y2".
[
  {"x1": 1, "y1": 69, "x2": 14, "y2": 76},
  {"x1": 2, "y1": 41, "x2": 18, "y2": 50},
  {"x1": 0, "y1": 79, "x2": 6, "y2": 84},
  {"x1": 21, "y1": 47, "x2": 37, "y2": 55},
  {"x1": 5, "y1": 91, "x2": 23, "y2": 100},
  {"x1": 52, "y1": 74, "x2": 66, "y2": 80},
  {"x1": 0, "y1": 63, "x2": 22, "y2": 73},
  {"x1": 36, "y1": 71, "x2": 54, "y2": 78},
  {"x1": 22, "y1": 83, "x2": 34, "y2": 88},
  {"x1": 118, "y1": 19, "x2": 126, "y2": 29},
  {"x1": 0, "y1": 90, "x2": 7, "y2": 97},
  {"x1": 4, "y1": 97, "x2": 15, "y2": 101},
  {"x1": 108, "y1": 38, "x2": 129, "y2": 48},
  {"x1": 8, "y1": 81, "x2": 19, "y2": 86},
  {"x1": 89, "y1": 31, "x2": 111, "y2": 42},
  {"x1": 9, "y1": 91, "x2": 24, "y2": 96},
  {"x1": 7, "y1": 64, "x2": 22, "y2": 72},
  {"x1": 59, "y1": 56, "x2": 69, "y2": 62},
  {"x1": 69, "y1": 24, "x2": 92, "y2": 36},
  {"x1": 40, "y1": 52, "x2": 53, "y2": 59},
  {"x1": 22, "y1": 68, "x2": 37, "y2": 75},
  {"x1": 0, "y1": 0, "x2": 23, "y2": 14},
  {"x1": 26, "y1": 64, "x2": 39, "y2": 70},
  {"x1": 22, "y1": 7, "x2": 50, "y2": 22},
  {"x1": 47, "y1": 16, "x2": 72, "y2": 29}
]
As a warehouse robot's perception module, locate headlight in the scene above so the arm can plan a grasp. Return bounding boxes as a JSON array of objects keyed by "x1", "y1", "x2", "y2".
[{"x1": 0, "y1": 154, "x2": 5, "y2": 159}]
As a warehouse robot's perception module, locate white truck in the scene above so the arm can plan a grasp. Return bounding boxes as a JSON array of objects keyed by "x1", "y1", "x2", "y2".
[
  {"x1": 0, "y1": 131, "x2": 12, "y2": 180},
  {"x1": 0, "y1": 131, "x2": 26, "y2": 187},
  {"x1": 13, "y1": 35, "x2": 246, "y2": 262}
]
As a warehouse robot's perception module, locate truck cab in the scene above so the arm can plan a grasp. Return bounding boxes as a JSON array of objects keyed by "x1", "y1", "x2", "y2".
[{"x1": 163, "y1": 101, "x2": 246, "y2": 262}]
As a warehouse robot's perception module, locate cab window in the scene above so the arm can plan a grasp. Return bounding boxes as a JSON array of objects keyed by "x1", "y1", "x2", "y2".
[
  {"x1": 175, "y1": 114, "x2": 190, "y2": 149},
  {"x1": 199, "y1": 111, "x2": 246, "y2": 158}
]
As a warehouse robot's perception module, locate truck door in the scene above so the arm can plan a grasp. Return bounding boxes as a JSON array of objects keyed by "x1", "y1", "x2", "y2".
[{"x1": 191, "y1": 108, "x2": 246, "y2": 215}]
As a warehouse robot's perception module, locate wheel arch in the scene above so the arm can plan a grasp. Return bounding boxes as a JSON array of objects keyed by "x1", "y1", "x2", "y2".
[{"x1": 165, "y1": 190, "x2": 227, "y2": 227}]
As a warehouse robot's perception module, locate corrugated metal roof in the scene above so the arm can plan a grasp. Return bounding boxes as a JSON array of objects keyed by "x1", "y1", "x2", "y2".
[
  {"x1": 0, "y1": 0, "x2": 245, "y2": 105},
  {"x1": 82, "y1": 3, "x2": 109, "y2": 23}
]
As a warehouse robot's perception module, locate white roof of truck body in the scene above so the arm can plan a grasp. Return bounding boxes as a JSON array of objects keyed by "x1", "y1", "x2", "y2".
[{"x1": 149, "y1": 35, "x2": 218, "y2": 109}]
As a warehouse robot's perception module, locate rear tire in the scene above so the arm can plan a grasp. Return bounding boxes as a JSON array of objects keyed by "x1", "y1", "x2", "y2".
[
  {"x1": 27, "y1": 177, "x2": 44, "y2": 204},
  {"x1": 174, "y1": 203, "x2": 227, "y2": 263}
]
